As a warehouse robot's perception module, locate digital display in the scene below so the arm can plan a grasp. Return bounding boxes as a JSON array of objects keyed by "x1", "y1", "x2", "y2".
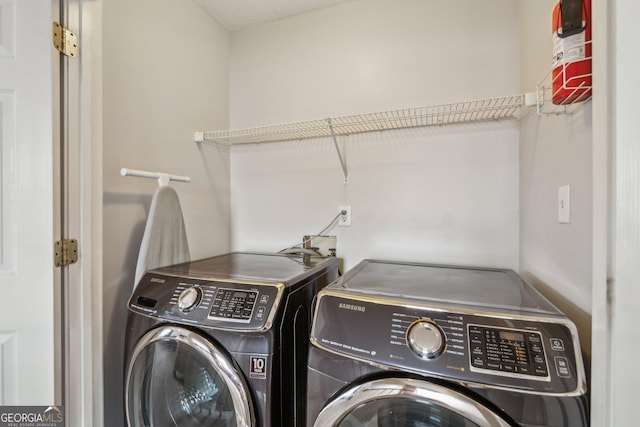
[
  {"x1": 499, "y1": 331, "x2": 524, "y2": 341},
  {"x1": 233, "y1": 291, "x2": 248, "y2": 299}
]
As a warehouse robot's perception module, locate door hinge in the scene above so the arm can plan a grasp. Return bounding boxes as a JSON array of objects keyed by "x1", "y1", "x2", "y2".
[
  {"x1": 53, "y1": 22, "x2": 79, "y2": 58},
  {"x1": 54, "y1": 239, "x2": 79, "y2": 267}
]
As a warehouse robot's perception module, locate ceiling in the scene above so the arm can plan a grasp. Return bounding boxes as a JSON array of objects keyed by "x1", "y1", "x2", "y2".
[{"x1": 192, "y1": 0, "x2": 352, "y2": 31}]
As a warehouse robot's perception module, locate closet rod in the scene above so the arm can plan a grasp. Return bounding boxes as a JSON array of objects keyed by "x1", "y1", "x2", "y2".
[{"x1": 120, "y1": 168, "x2": 191, "y2": 186}]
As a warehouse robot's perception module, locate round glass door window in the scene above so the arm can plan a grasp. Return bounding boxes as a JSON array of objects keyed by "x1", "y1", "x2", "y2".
[
  {"x1": 339, "y1": 397, "x2": 480, "y2": 427},
  {"x1": 126, "y1": 326, "x2": 254, "y2": 427},
  {"x1": 314, "y1": 378, "x2": 511, "y2": 427}
]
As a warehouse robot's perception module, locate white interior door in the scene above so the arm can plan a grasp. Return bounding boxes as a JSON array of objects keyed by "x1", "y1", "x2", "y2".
[{"x1": 0, "y1": 0, "x2": 56, "y2": 404}]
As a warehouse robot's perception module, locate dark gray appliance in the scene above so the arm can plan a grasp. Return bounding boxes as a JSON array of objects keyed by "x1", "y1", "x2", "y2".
[
  {"x1": 124, "y1": 252, "x2": 338, "y2": 427},
  {"x1": 308, "y1": 260, "x2": 588, "y2": 427}
]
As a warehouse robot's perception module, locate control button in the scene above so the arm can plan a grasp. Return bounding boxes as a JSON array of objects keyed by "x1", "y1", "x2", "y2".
[
  {"x1": 407, "y1": 320, "x2": 446, "y2": 359},
  {"x1": 528, "y1": 334, "x2": 542, "y2": 344},
  {"x1": 469, "y1": 326, "x2": 482, "y2": 334},
  {"x1": 472, "y1": 356, "x2": 485, "y2": 367},
  {"x1": 550, "y1": 338, "x2": 565, "y2": 351},
  {"x1": 502, "y1": 364, "x2": 515, "y2": 373},
  {"x1": 259, "y1": 294, "x2": 269, "y2": 304},
  {"x1": 487, "y1": 361, "x2": 501, "y2": 370},
  {"x1": 555, "y1": 356, "x2": 571, "y2": 378},
  {"x1": 534, "y1": 365, "x2": 548, "y2": 376},
  {"x1": 256, "y1": 306, "x2": 266, "y2": 319},
  {"x1": 177, "y1": 287, "x2": 202, "y2": 312}
]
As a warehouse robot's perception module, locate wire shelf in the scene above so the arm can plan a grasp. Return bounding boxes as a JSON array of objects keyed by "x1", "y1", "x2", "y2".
[{"x1": 200, "y1": 95, "x2": 524, "y2": 145}]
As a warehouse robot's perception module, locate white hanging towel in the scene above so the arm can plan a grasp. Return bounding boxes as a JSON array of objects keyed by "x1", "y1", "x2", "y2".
[{"x1": 134, "y1": 186, "x2": 190, "y2": 288}]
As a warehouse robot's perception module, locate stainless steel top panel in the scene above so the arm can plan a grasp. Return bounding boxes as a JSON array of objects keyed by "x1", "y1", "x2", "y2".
[
  {"x1": 329, "y1": 260, "x2": 562, "y2": 316},
  {"x1": 150, "y1": 252, "x2": 335, "y2": 286}
]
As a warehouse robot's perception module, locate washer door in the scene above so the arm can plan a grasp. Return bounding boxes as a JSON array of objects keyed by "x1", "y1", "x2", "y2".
[
  {"x1": 314, "y1": 378, "x2": 513, "y2": 427},
  {"x1": 126, "y1": 325, "x2": 255, "y2": 427}
]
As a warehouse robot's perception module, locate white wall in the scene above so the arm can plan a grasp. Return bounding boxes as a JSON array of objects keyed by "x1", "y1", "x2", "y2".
[
  {"x1": 229, "y1": 0, "x2": 521, "y2": 272},
  {"x1": 230, "y1": 0, "x2": 520, "y2": 127},
  {"x1": 102, "y1": 1, "x2": 230, "y2": 425},
  {"x1": 517, "y1": 0, "x2": 593, "y2": 361}
]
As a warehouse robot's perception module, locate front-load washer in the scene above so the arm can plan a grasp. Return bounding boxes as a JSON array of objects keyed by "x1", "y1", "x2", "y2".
[
  {"x1": 307, "y1": 260, "x2": 588, "y2": 427},
  {"x1": 124, "y1": 251, "x2": 338, "y2": 427}
]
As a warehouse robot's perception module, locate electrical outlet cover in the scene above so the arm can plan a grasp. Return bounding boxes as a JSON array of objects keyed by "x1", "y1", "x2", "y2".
[{"x1": 338, "y1": 205, "x2": 351, "y2": 226}]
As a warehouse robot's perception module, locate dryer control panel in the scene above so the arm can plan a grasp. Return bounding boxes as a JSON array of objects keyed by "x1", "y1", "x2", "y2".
[
  {"x1": 128, "y1": 273, "x2": 283, "y2": 331},
  {"x1": 311, "y1": 292, "x2": 585, "y2": 395}
]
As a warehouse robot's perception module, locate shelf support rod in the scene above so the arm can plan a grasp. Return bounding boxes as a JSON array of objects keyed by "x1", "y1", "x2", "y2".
[{"x1": 327, "y1": 118, "x2": 348, "y2": 182}]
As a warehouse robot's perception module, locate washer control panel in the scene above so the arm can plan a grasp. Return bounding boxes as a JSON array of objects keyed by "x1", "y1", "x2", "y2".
[{"x1": 128, "y1": 273, "x2": 282, "y2": 331}]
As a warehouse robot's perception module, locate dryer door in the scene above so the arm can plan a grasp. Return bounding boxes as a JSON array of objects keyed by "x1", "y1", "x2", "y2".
[
  {"x1": 314, "y1": 377, "x2": 513, "y2": 427},
  {"x1": 126, "y1": 325, "x2": 255, "y2": 427}
]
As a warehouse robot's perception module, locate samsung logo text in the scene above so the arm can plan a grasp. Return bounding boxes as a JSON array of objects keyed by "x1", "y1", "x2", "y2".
[{"x1": 339, "y1": 303, "x2": 366, "y2": 312}]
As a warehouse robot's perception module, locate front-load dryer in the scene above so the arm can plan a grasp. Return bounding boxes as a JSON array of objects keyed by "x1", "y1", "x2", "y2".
[
  {"x1": 307, "y1": 260, "x2": 588, "y2": 427},
  {"x1": 124, "y1": 251, "x2": 338, "y2": 427}
]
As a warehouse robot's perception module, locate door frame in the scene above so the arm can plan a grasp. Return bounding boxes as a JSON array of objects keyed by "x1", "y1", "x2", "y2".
[
  {"x1": 55, "y1": 0, "x2": 103, "y2": 425},
  {"x1": 594, "y1": 1, "x2": 640, "y2": 426}
]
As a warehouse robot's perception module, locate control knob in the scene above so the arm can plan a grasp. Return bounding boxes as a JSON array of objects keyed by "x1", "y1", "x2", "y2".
[
  {"x1": 407, "y1": 319, "x2": 446, "y2": 359},
  {"x1": 177, "y1": 287, "x2": 202, "y2": 312}
]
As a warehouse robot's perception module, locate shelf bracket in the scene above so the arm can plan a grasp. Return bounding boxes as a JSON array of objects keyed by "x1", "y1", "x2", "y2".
[{"x1": 327, "y1": 118, "x2": 348, "y2": 183}]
